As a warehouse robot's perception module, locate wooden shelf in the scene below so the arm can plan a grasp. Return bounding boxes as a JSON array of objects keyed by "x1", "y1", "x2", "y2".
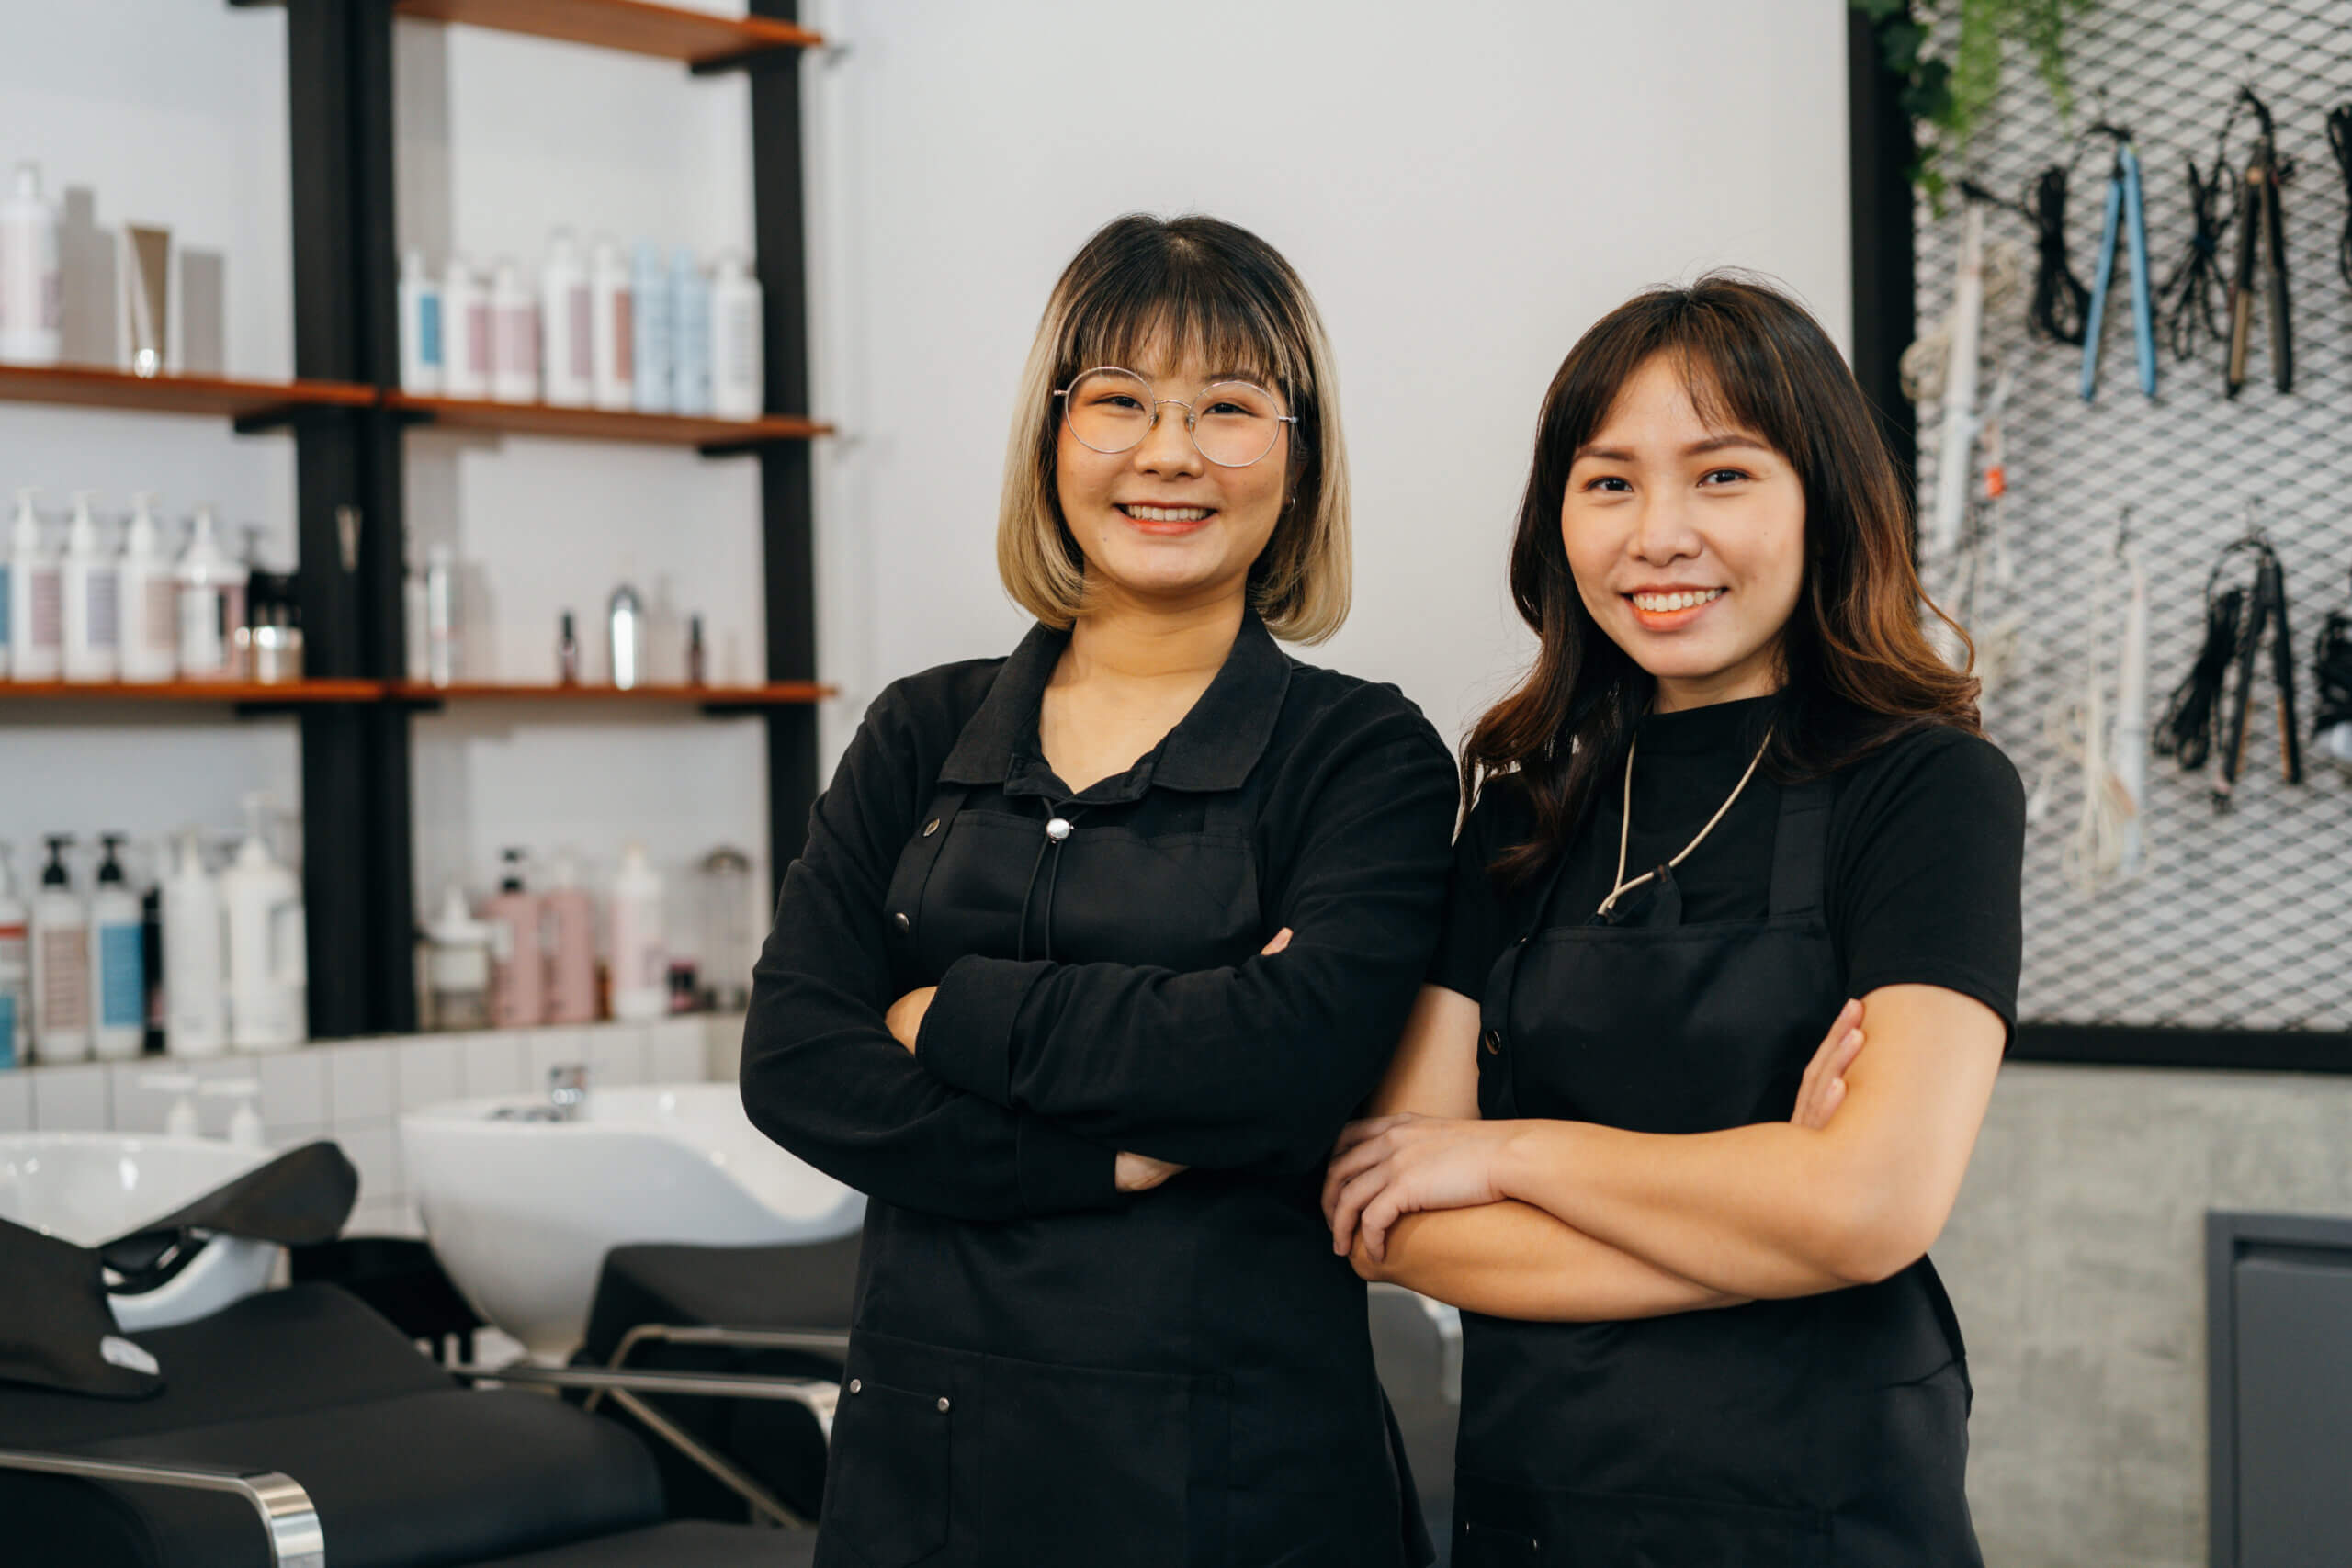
[
  {"x1": 384, "y1": 392, "x2": 830, "y2": 450},
  {"x1": 392, "y1": 680, "x2": 831, "y2": 705},
  {"x1": 0, "y1": 364, "x2": 374, "y2": 425},
  {"x1": 391, "y1": 0, "x2": 823, "y2": 69},
  {"x1": 0, "y1": 678, "x2": 385, "y2": 705}
]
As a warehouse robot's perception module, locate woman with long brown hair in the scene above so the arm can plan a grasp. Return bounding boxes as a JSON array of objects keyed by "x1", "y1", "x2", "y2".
[{"x1": 1323, "y1": 275, "x2": 2022, "y2": 1564}]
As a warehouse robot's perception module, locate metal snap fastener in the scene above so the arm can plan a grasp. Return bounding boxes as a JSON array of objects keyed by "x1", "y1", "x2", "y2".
[
  {"x1": 1046, "y1": 818, "x2": 1072, "y2": 841},
  {"x1": 936, "y1": 1396, "x2": 951, "y2": 1413},
  {"x1": 922, "y1": 818, "x2": 940, "y2": 837},
  {"x1": 891, "y1": 912, "x2": 910, "y2": 933},
  {"x1": 848, "y1": 1378, "x2": 862, "y2": 1394},
  {"x1": 1481, "y1": 1030, "x2": 1502, "y2": 1055}
]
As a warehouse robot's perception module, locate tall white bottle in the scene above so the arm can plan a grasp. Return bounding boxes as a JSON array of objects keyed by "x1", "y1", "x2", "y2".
[
  {"x1": 89, "y1": 834, "x2": 144, "y2": 1061},
  {"x1": 589, "y1": 235, "x2": 633, "y2": 412},
  {"x1": 398, "y1": 249, "x2": 443, "y2": 394},
  {"x1": 5, "y1": 489, "x2": 61, "y2": 681},
  {"x1": 491, "y1": 258, "x2": 538, "y2": 404},
  {"x1": 161, "y1": 829, "x2": 226, "y2": 1059},
  {"x1": 0, "y1": 162, "x2": 61, "y2": 366},
  {"x1": 670, "y1": 248, "x2": 711, "y2": 416},
  {"x1": 59, "y1": 491, "x2": 119, "y2": 683},
  {"x1": 630, "y1": 240, "x2": 673, "y2": 414},
  {"x1": 29, "y1": 835, "x2": 91, "y2": 1063},
  {"x1": 608, "y1": 843, "x2": 667, "y2": 1022},
  {"x1": 541, "y1": 230, "x2": 593, "y2": 407},
  {"x1": 442, "y1": 255, "x2": 492, "y2": 400},
  {"x1": 708, "y1": 253, "x2": 763, "y2": 421},
  {"x1": 223, "y1": 795, "x2": 304, "y2": 1052},
  {"x1": 176, "y1": 505, "x2": 247, "y2": 680},
  {"x1": 118, "y1": 492, "x2": 176, "y2": 683},
  {"x1": 0, "y1": 841, "x2": 28, "y2": 1069}
]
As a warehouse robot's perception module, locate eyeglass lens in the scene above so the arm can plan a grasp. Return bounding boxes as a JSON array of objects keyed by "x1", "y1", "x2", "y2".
[{"x1": 1063, "y1": 369, "x2": 1285, "y2": 468}]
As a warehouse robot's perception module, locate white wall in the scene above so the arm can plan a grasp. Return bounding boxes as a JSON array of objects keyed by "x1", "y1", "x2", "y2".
[{"x1": 801, "y1": 0, "x2": 1853, "y2": 768}]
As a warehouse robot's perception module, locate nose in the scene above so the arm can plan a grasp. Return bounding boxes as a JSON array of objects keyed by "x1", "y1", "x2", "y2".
[
  {"x1": 1130, "y1": 400, "x2": 1204, "y2": 479},
  {"x1": 1628, "y1": 487, "x2": 1702, "y2": 567}
]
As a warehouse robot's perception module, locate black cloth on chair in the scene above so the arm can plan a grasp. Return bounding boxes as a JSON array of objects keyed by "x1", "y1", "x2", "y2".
[
  {"x1": 100, "y1": 1141, "x2": 359, "y2": 1293},
  {"x1": 0, "y1": 1218, "x2": 163, "y2": 1400}
]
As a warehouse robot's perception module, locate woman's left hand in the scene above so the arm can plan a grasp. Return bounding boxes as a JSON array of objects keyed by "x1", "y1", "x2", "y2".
[
  {"x1": 1322, "y1": 1114, "x2": 1520, "y2": 1262},
  {"x1": 885, "y1": 987, "x2": 936, "y2": 1052}
]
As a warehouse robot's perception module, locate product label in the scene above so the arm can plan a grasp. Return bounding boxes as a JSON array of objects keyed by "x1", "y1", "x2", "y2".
[
  {"x1": 613, "y1": 293, "x2": 633, "y2": 381},
  {"x1": 569, "y1": 288, "x2": 591, "y2": 378},
  {"x1": 38, "y1": 926, "x2": 89, "y2": 1032},
  {"x1": 178, "y1": 584, "x2": 226, "y2": 673},
  {"x1": 98, "y1": 922, "x2": 143, "y2": 1030},
  {"x1": 29, "y1": 565, "x2": 59, "y2": 647},
  {"x1": 0, "y1": 563, "x2": 10, "y2": 644},
  {"x1": 419, "y1": 294, "x2": 441, "y2": 366},
  {"x1": 143, "y1": 576, "x2": 175, "y2": 654},
  {"x1": 0, "y1": 920, "x2": 25, "y2": 986},
  {"x1": 467, "y1": 300, "x2": 492, "y2": 378},
  {"x1": 0, "y1": 991, "x2": 17, "y2": 1067},
  {"x1": 85, "y1": 570, "x2": 119, "y2": 649}
]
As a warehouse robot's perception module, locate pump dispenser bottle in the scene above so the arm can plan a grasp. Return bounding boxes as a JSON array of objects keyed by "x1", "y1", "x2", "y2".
[
  {"x1": 30, "y1": 835, "x2": 91, "y2": 1063},
  {"x1": 442, "y1": 255, "x2": 491, "y2": 400},
  {"x1": 90, "y1": 834, "x2": 144, "y2": 1061},
  {"x1": 0, "y1": 842, "x2": 28, "y2": 1067},
  {"x1": 398, "y1": 249, "x2": 442, "y2": 394},
  {"x1": 162, "y1": 829, "x2": 226, "y2": 1059},
  {"x1": 589, "y1": 234, "x2": 632, "y2": 411},
  {"x1": 176, "y1": 505, "x2": 246, "y2": 680},
  {"x1": 670, "y1": 247, "x2": 710, "y2": 416},
  {"x1": 491, "y1": 257, "x2": 538, "y2": 404},
  {"x1": 60, "y1": 491, "x2": 119, "y2": 682},
  {"x1": 609, "y1": 844, "x2": 666, "y2": 1023},
  {"x1": 543, "y1": 850, "x2": 597, "y2": 1025},
  {"x1": 118, "y1": 492, "x2": 176, "y2": 683},
  {"x1": 0, "y1": 162, "x2": 61, "y2": 366},
  {"x1": 631, "y1": 240, "x2": 673, "y2": 414},
  {"x1": 708, "y1": 253, "x2": 763, "y2": 421},
  {"x1": 541, "y1": 230, "x2": 592, "y2": 407},
  {"x1": 222, "y1": 797, "x2": 304, "y2": 1052},
  {"x1": 483, "y1": 848, "x2": 545, "y2": 1029},
  {"x1": 5, "y1": 489, "x2": 60, "y2": 681}
]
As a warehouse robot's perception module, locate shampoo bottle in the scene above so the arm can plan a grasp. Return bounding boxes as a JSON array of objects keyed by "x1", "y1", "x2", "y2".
[
  {"x1": 162, "y1": 829, "x2": 226, "y2": 1059},
  {"x1": 118, "y1": 491, "x2": 176, "y2": 683},
  {"x1": 5, "y1": 489, "x2": 61, "y2": 682},
  {"x1": 89, "y1": 834, "x2": 144, "y2": 1061},
  {"x1": 0, "y1": 842, "x2": 28, "y2": 1068},
  {"x1": 670, "y1": 247, "x2": 710, "y2": 416},
  {"x1": 630, "y1": 240, "x2": 673, "y2": 414},
  {"x1": 398, "y1": 248, "x2": 443, "y2": 394},
  {"x1": 540, "y1": 229, "x2": 592, "y2": 407},
  {"x1": 30, "y1": 835, "x2": 91, "y2": 1063},
  {"x1": 608, "y1": 843, "x2": 666, "y2": 1023},
  {"x1": 708, "y1": 253, "x2": 763, "y2": 421},
  {"x1": 0, "y1": 162, "x2": 61, "y2": 366},
  {"x1": 482, "y1": 847, "x2": 545, "y2": 1029},
  {"x1": 589, "y1": 235, "x2": 633, "y2": 412},
  {"x1": 222, "y1": 796, "x2": 305, "y2": 1052},
  {"x1": 441, "y1": 255, "x2": 491, "y2": 400},
  {"x1": 60, "y1": 491, "x2": 119, "y2": 683},
  {"x1": 542, "y1": 850, "x2": 597, "y2": 1025},
  {"x1": 490, "y1": 257, "x2": 538, "y2": 404},
  {"x1": 175, "y1": 505, "x2": 247, "y2": 680}
]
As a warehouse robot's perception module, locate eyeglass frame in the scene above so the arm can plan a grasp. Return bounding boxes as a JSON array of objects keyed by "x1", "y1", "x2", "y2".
[{"x1": 1051, "y1": 365, "x2": 1299, "y2": 468}]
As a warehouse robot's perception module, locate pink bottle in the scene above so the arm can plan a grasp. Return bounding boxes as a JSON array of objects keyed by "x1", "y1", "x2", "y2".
[
  {"x1": 541, "y1": 851, "x2": 598, "y2": 1025},
  {"x1": 481, "y1": 849, "x2": 545, "y2": 1030}
]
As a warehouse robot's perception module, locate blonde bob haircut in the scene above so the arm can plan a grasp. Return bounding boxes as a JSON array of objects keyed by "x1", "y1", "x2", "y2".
[{"x1": 997, "y1": 214, "x2": 1351, "y2": 644}]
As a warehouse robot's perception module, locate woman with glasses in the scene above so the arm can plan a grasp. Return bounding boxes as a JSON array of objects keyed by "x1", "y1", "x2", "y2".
[
  {"x1": 1324, "y1": 276, "x2": 2022, "y2": 1565},
  {"x1": 742, "y1": 214, "x2": 1455, "y2": 1568}
]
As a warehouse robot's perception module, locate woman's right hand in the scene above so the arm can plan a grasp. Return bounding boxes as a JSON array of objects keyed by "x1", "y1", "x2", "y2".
[
  {"x1": 1113, "y1": 928, "x2": 1295, "y2": 1194},
  {"x1": 1791, "y1": 998, "x2": 1867, "y2": 1130}
]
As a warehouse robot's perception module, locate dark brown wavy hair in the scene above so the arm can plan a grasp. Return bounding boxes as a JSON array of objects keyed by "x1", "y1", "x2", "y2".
[{"x1": 1464, "y1": 273, "x2": 1980, "y2": 887}]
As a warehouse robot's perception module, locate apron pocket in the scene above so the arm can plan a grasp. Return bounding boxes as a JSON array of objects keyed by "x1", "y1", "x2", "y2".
[
  {"x1": 824, "y1": 1373, "x2": 954, "y2": 1567},
  {"x1": 1454, "y1": 1517, "x2": 1544, "y2": 1566},
  {"x1": 978, "y1": 1357, "x2": 1196, "y2": 1568}
]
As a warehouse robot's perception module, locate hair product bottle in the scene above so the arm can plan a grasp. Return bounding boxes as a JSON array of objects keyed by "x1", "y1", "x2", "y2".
[
  {"x1": 0, "y1": 162, "x2": 61, "y2": 366},
  {"x1": 59, "y1": 491, "x2": 119, "y2": 683},
  {"x1": 89, "y1": 834, "x2": 144, "y2": 1061},
  {"x1": 542, "y1": 851, "x2": 597, "y2": 1025},
  {"x1": 669, "y1": 247, "x2": 710, "y2": 416},
  {"x1": 708, "y1": 252, "x2": 763, "y2": 421},
  {"x1": 118, "y1": 491, "x2": 176, "y2": 683},
  {"x1": 608, "y1": 844, "x2": 666, "y2": 1023},
  {"x1": 442, "y1": 255, "x2": 491, "y2": 400},
  {"x1": 398, "y1": 248, "x2": 443, "y2": 395},
  {"x1": 31, "y1": 835, "x2": 91, "y2": 1063},
  {"x1": 175, "y1": 505, "x2": 246, "y2": 680},
  {"x1": 0, "y1": 841, "x2": 29, "y2": 1068},
  {"x1": 540, "y1": 229, "x2": 592, "y2": 408},
  {"x1": 630, "y1": 239, "x2": 673, "y2": 414},
  {"x1": 589, "y1": 234, "x2": 633, "y2": 412},
  {"x1": 5, "y1": 489, "x2": 62, "y2": 682},
  {"x1": 162, "y1": 829, "x2": 226, "y2": 1059},
  {"x1": 222, "y1": 797, "x2": 305, "y2": 1052},
  {"x1": 483, "y1": 848, "x2": 546, "y2": 1029},
  {"x1": 490, "y1": 257, "x2": 538, "y2": 404}
]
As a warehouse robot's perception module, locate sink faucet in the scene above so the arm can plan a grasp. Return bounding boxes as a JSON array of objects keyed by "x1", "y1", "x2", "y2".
[{"x1": 548, "y1": 1064, "x2": 588, "y2": 1121}]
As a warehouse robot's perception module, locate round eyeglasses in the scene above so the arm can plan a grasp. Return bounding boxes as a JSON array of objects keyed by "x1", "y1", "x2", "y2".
[{"x1": 1054, "y1": 367, "x2": 1296, "y2": 468}]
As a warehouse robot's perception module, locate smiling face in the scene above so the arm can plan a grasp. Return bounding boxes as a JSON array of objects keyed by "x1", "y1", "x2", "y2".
[
  {"x1": 1560, "y1": 352, "x2": 1807, "y2": 712},
  {"x1": 1052, "y1": 339, "x2": 1291, "y2": 617}
]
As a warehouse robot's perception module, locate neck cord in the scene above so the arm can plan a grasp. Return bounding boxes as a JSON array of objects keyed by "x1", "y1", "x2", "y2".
[{"x1": 1598, "y1": 727, "x2": 1774, "y2": 919}]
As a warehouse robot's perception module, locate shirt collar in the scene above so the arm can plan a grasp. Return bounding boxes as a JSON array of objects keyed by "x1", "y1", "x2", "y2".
[{"x1": 938, "y1": 607, "x2": 1293, "y2": 795}]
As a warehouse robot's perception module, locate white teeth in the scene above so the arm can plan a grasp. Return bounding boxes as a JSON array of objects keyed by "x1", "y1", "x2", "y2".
[
  {"x1": 1124, "y1": 505, "x2": 1211, "y2": 523},
  {"x1": 1631, "y1": 588, "x2": 1724, "y2": 613}
]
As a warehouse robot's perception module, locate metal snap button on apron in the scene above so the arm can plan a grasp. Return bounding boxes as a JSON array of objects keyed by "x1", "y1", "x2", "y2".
[
  {"x1": 936, "y1": 1397, "x2": 951, "y2": 1413},
  {"x1": 891, "y1": 912, "x2": 910, "y2": 933},
  {"x1": 849, "y1": 1378, "x2": 862, "y2": 1393},
  {"x1": 1046, "y1": 817, "x2": 1073, "y2": 841},
  {"x1": 1482, "y1": 1029, "x2": 1502, "y2": 1055},
  {"x1": 922, "y1": 818, "x2": 940, "y2": 837}
]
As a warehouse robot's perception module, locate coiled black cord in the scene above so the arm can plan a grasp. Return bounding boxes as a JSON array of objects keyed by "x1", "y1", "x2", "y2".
[
  {"x1": 2159, "y1": 152, "x2": 2229, "y2": 361},
  {"x1": 2157, "y1": 584, "x2": 2245, "y2": 771},
  {"x1": 2022, "y1": 164, "x2": 2091, "y2": 345},
  {"x1": 2328, "y1": 105, "x2": 2352, "y2": 289},
  {"x1": 2316, "y1": 606, "x2": 2352, "y2": 734}
]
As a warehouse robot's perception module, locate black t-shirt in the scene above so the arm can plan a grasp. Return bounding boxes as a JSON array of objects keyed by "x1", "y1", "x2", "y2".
[{"x1": 1428, "y1": 694, "x2": 2026, "y2": 1040}]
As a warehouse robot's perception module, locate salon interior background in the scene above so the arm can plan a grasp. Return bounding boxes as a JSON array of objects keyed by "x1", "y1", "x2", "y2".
[{"x1": 6, "y1": 4, "x2": 2345, "y2": 1568}]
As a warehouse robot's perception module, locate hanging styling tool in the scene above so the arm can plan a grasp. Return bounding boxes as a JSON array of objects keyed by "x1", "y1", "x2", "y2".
[
  {"x1": 2158, "y1": 147, "x2": 2231, "y2": 362},
  {"x1": 2041, "y1": 512, "x2": 2145, "y2": 892},
  {"x1": 1931, "y1": 199, "x2": 1989, "y2": 554},
  {"x1": 2110, "y1": 517, "x2": 2150, "y2": 877},
  {"x1": 2159, "y1": 515, "x2": 2301, "y2": 810},
  {"x1": 2078, "y1": 121, "x2": 2157, "y2": 400},
  {"x1": 2313, "y1": 569, "x2": 2352, "y2": 765},
  {"x1": 1924, "y1": 363, "x2": 2025, "y2": 701},
  {"x1": 1967, "y1": 166, "x2": 2090, "y2": 345},
  {"x1": 2327, "y1": 105, "x2": 2352, "y2": 289},
  {"x1": 2222, "y1": 85, "x2": 2294, "y2": 396}
]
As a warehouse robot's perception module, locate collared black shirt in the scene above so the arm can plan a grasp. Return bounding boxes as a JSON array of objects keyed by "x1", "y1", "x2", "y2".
[{"x1": 741, "y1": 609, "x2": 1456, "y2": 1567}]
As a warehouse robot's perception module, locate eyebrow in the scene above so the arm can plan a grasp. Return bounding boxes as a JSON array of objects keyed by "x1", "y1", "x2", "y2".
[{"x1": 1572, "y1": 434, "x2": 1774, "y2": 464}]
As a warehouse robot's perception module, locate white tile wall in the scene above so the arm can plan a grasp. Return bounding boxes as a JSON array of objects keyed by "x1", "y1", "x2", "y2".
[
  {"x1": 258, "y1": 1051, "x2": 329, "y2": 1128},
  {"x1": 460, "y1": 1032, "x2": 525, "y2": 1098},
  {"x1": 0, "y1": 1073, "x2": 28, "y2": 1132},
  {"x1": 30, "y1": 1065, "x2": 109, "y2": 1131},
  {"x1": 525, "y1": 1028, "x2": 590, "y2": 1097},
  {"x1": 328, "y1": 1042, "x2": 395, "y2": 1124},
  {"x1": 394, "y1": 1037, "x2": 462, "y2": 1112},
  {"x1": 588, "y1": 1025, "x2": 647, "y2": 1089},
  {"x1": 651, "y1": 1016, "x2": 710, "y2": 1085}
]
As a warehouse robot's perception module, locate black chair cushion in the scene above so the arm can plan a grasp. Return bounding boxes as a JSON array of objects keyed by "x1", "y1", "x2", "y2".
[
  {"x1": 582, "y1": 1238, "x2": 861, "y2": 1359},
  {"x1": 466, "y1": 1519, "x2": 820, "y2": 1567}
]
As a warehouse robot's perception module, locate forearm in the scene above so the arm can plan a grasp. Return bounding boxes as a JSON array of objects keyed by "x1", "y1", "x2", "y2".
[{"x1": 1355, "y1": 1201, "x2": 1745, "y2": 1322}]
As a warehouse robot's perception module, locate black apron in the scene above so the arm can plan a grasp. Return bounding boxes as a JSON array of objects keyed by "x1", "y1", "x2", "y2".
[
  {"x1": 819, "y1": 741, "x2": 1426, "y2": 1568},
  {"x1": 1453, "y1": 779, "x2": 1981, "y2": 1567}
]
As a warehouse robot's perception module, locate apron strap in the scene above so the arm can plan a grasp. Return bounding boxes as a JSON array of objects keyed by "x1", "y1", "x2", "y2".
[{"x1": 1766, "y1": 778, "x2": 1834, "y2": 918}]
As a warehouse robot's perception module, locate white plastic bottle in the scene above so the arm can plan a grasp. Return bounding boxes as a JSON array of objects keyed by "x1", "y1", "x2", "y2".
[
  {"x1": 29, "y1": 835, "x2": 91, "y2": 1064},
  {"x1": 0, "y1": 841, "x2": 28, "y2": 1068},
  {"x1": 0, "y1": 162, "x2": 61, "y2": 367},
  {"x1": 5, "y1": 489, "x2": 61, "y2": 682},
  {"x1": 608, "y1": 843, "x2": 667, "y2": 1022},
  {"x1": 117, "y1": 492, "x2": 176, "y2": 683},
  {"x1": 482, "y1": 848, "x2": 545, "y2": 1029},
  {"x1": 176, "y1": 505, "x2": 247, "y2": 680},
  {"x1": 491, "y1": 257, "x2": 538, "y2": 404},
  {"x1": 670, "y1": 247, "x2": 711, "y2": 416},
  {"x1": 542, "y1": 850, "x2": 597, "y2": 1025},
  {"x1": 222, "y1": 796, "x2": 304, "y2": 1052},
  {"x1": 161, "y1": 829, "x2": 226, "y2": 1059},
  {"x1": 60, "y1": 491, "x2": 119, "y2": 683},
  {"x1": 630, "y1": 240, "x2": 673, "y2": 414},
  {"x1": 441, "y1": 255, "x2": 492, "y2": 400},
  {"x1": 398, "y1": 248, "x2": 443, "y2": 395},
  {"x1": 540, "y1": 229, "x2": 592, "y2": 407},
  {"x1": 589, "y1": 235, "x2": 633, "y2": 412},
  {"x1": 708, "y1": 253, "x2": 763, "y2": 421},
  {"x1": 89, "y1": 834, "x2": 144, "y2": 1061}
]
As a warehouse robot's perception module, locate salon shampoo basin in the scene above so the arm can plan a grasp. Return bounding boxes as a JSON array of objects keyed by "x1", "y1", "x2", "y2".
[
  {"x1": 401, "y1": 1083, "x2": 864, "y2": 1359},
  {"x1": 0, "y1": 1134, "x2": 282, "y2": 1333}
]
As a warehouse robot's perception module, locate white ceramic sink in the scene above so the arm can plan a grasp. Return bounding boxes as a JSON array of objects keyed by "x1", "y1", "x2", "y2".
[
  {"x1": 0, "y1": 1134, "x2": 283, "y2": 1332},
  {"x1": 401, "y1": 1082, "x2": 864, "y2": 1358}
]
